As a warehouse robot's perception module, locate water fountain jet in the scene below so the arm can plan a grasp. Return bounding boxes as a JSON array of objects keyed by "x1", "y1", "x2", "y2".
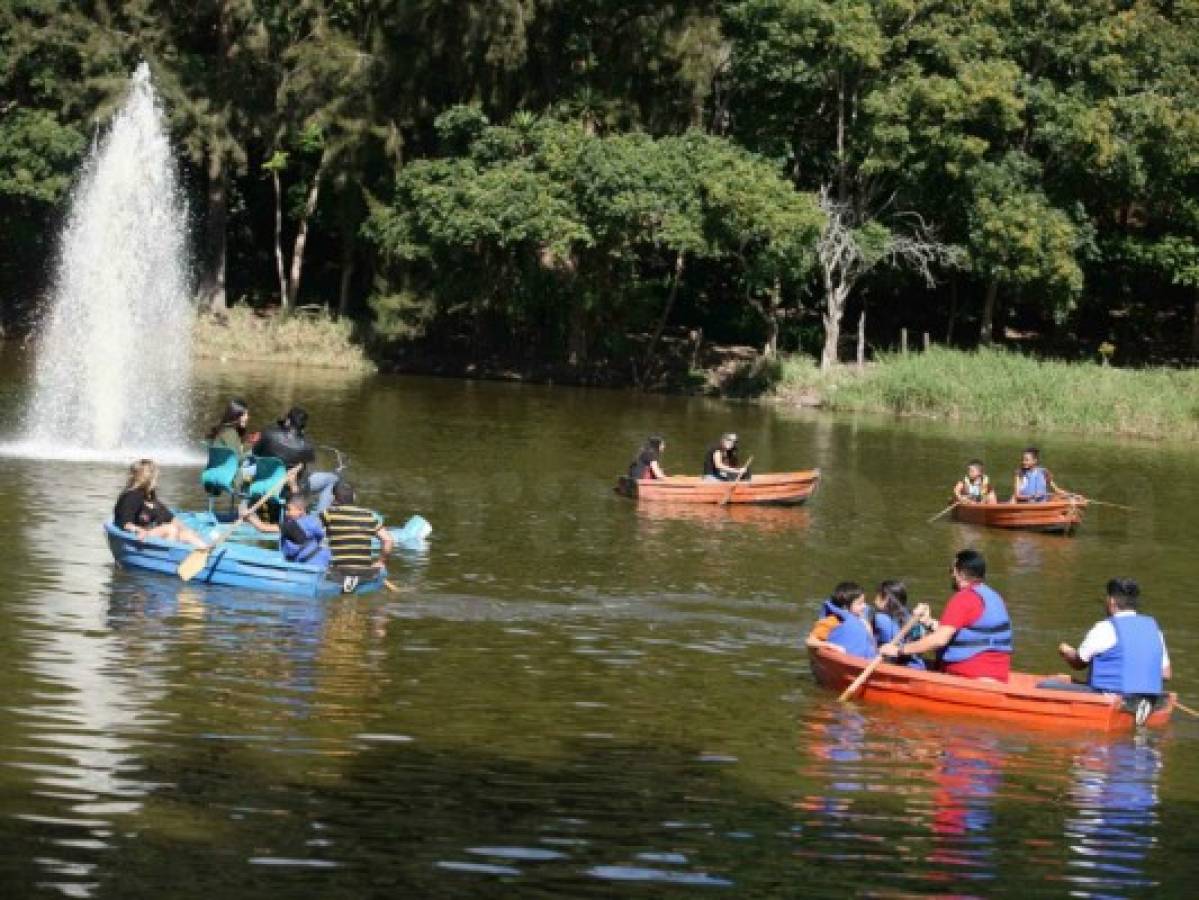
[{"x1": 2, "y1": 62, "x2": 196, "y2": 464}]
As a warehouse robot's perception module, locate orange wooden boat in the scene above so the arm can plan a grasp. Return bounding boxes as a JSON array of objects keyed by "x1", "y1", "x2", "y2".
[
  {"x1": 615, "y1": 469, "x2": 820, "y2": 506},
  {"x1": 952, "y1": 497, "x2": 1086, "y2": 534},
  {"x1": 808, "y1": 645, "x2": 1173, "y2": 732}
]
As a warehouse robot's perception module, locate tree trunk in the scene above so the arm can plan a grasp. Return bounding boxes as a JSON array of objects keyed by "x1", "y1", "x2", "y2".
[
  {"x1": 1192, "y1": 294, "x2": 1199, "y2": 361},
  {"x1": 196, "y1": 151, "x2": 228, "y2": 313},
  {"x1": 285, "y1": 153, "x2": 327, "y2": 311},
  {"x1": 763, "y1": 277, "x2": 781, "y2": 358},
  {"x1": 641, "y1": 251, "x2": 686, "y2": 383},
  {"x1": 820, "y1": 278, "x2": 848, "y2": 369},
  {"x1": 337, "y1": 224, "x2": 355, "y2": 319},
  {"x1": 946, "y1": 277, "x2": 958, "y2": 344},
  {"x1": 271, "y1": 168, "x2": 289, "y2": 310},
  {"x1": 567, "y1": 302, "x2": 587, "y2": 368},
  {"x1": 856, "y1": 310, "x2": 865, "y2": 367},
  {"x1": 980, "y1": 280, "x2": 999, "y2": 345}
]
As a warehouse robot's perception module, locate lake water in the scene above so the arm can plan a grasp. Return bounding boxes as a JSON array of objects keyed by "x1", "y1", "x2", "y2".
[{"x1": 1, "y1": 350, "x2": 1197, "y2": 897}]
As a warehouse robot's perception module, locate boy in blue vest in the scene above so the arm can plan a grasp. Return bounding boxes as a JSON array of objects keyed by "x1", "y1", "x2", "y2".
[
  {"x1": 279, "y1": 492, "x2": 331, "y2": 568},
  {"x1": 806, "y1": 581, "x2": 877, "y2": 659},
  {"x1": 1056, "y1": 578, "x2": 1170, "y2": 723},
  {"x1": 1013, "y1": 446, "x2": 1066, "y2": 502}
]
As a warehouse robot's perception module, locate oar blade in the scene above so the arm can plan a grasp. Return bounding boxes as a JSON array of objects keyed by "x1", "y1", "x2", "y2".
[{"x1": 177, "y1": 548, "x2": 210, "y2": 582}]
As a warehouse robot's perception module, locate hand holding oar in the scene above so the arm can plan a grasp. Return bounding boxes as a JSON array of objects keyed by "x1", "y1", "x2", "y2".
[
  {"x1": 838, "y1": 614, "x2": 921, "y2": 703},
  {"x1": 719, "y1": 455, "x2": 754, "y2": 507},
  {"x1": 178, "y1": 464, "x2": 301, "y2": 581},
  {"x1": 927, "y1": 499, "x2": 961, "y2": 523}
]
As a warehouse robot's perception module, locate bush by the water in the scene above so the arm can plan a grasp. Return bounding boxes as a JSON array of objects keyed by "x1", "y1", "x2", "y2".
[
  {"x1": 773, "y1": 348, "x2": 1199, "y2": 440},
  {"x1": 193, "y1": 306, "x2": 374, "y2": 372}
]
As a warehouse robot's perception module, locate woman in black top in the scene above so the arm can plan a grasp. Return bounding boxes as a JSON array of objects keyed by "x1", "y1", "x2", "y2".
[
  {"x1": 114, "y1": 459, "x2": 206, "y2": 547},
  {"x1": 628, "y1": 435, "x2": 667, "y2": 480},
  {"x1": 703, "y1": 432, "x2": 748, "y2": 481}
]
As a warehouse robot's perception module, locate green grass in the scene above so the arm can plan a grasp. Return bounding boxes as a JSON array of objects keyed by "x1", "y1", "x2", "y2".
[
  {"x1": 771, "y1": 347, "x2": 1199, "y2": 440},
  {"x1": 193, "y1": 306, "x2": 374, "y2": 372}
]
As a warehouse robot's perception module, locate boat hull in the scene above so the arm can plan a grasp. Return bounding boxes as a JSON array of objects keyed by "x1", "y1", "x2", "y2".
[
  {"x1": 615, "y1": 470, "x2": 820, "y2": 506},
  {"x1": 808, "y1": 646, "x2": 1173, "y2": 732},
  {"x1": 952, "y1": 498, "x2": 1085, "y2": 533},
  {"x1": 105, "y1": 523, "x2": 386, "y2": 598}
]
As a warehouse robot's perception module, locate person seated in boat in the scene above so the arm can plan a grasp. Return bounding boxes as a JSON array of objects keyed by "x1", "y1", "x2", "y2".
[
  {"x1": 207, "y1": 398, "x2": 252, "y2": 467},
  {"x1": 1013, "y1": 447, "x2": 1065, "y2": 502},
  {"x1": 628, "y1": 435, "x2": 667, "y2": 480},
  {"x1": 806, "y1": 581, "x2": 875, "y2": 658},
  {"x1": 321, "y1": 481, "x2": 394, "y2": 572},
  {"x1": 871, "y1": 580, "x2": 936, "y2": 670},
  {"x1": 880, "y1": 550, "x2": 1012, "y2": 682},
  {"x1": 279, "y1": 492, "x2": 332, "y2": 568},
  {"x1": 703, "y1": 433, "x2": 750, "y2": 482},
  {"x1": 1053, "y1": 578, "x2": 1170, "y2": 720},
  {"x1": 114, "y1": 459, "x2": 206, "y2": 548},
  {"x1": 954, "y1": 459, "x2": 997, "y2": 505},
  {"x1": 253, "y1": 406, "x2": 339, "y2": 513}
]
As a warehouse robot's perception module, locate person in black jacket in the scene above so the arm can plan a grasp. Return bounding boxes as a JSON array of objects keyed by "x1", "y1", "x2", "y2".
[{"x1": 252, "y1": 406, "x2": 340, "y2": 512}]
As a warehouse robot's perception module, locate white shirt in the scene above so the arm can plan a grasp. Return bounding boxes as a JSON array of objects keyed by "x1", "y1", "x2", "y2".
[{"x1": 1077, "y1": 610, "x2": 1170, "y2": 671}]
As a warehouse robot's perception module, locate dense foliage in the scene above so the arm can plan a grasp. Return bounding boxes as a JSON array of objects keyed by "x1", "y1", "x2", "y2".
[{"x1": 1, "y1": 1, "x2": 1196, "y2": 370}]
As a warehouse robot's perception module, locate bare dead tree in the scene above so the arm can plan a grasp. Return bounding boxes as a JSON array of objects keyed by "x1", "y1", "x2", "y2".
[{"x1": 816, "y1": 186, "x2": 964, "y2": 369}]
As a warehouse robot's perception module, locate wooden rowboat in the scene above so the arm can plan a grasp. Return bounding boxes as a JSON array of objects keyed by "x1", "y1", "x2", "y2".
[
  {"x1": 809, "y1": 645, "x2": 1173, "y2": 732},
  {"x1": 615, "y1": 469, "x2": 820, "y2": 506},
  {"x1": 952, "y1": 497, "x2": 1086, "y2": 534}
]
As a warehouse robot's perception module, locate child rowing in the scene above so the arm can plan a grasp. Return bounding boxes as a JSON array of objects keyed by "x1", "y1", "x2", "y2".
[
  {"x1": 871, "y1": 580, "x2": 936, "y2": 669},
  {"x1": 1013, "y1": 446, "x2": 1067, "y2": 502}
]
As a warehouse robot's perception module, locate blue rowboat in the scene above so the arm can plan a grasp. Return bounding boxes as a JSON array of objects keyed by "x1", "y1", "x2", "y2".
[
  {"x1": 177, "y1": 511, "x2": 433, "y2": 552},
  {"x1": 104, "y1": 514, "x2": 433, "y2": 598}
]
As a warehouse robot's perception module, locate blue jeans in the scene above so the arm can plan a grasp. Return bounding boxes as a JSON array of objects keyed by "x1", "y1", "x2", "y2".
[{"x1": 307, "y1": 471, "x2": 340, "y2": 513}]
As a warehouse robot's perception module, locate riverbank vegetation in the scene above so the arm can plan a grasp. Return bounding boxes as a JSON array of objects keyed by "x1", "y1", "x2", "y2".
[
  {"x1": 1, "y1": 2, "x2": 1197, "y2": 374},
  {"x1": 193, "y1": 307, "x2": 373, "y2": 373},
  {"x1": 771, "y1": 348, "x2": 1199, "y2": 440}
]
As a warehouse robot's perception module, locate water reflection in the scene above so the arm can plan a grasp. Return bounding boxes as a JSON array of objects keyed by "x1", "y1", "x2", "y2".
[
  {"x1": 8, "y1": 464, "x2": 168, "y2": 897},
  {"x1": 633, "y1": 501, "x2": 811, "y2": 533},
  {"x1": 794, "y1": 704, "x2": 1167, "y2": 895},
  {"x1": 1061, "y1": 736, "x2": 1163, "y2": 895}
]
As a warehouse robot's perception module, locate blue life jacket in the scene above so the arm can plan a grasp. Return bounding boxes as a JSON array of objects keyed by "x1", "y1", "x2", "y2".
[
  {"x1": 824, "y1": 600, "x2": 877, "y2": 659},
  {"x1": 1018, "y1": 466, "x2": 1050, "y2": 500},
  {"x1": 1088, "y1": 614, "x2": 1164, "y2": 695},
  {"x1": 873, "y1": 611, "x2": 927, "y2": 670},
  {"x1": 281, "y1": 513, "x2": 331, "y2": 567},
  {"x1": 941, "y1": 584, "x2": 1013, "y2": 663}
]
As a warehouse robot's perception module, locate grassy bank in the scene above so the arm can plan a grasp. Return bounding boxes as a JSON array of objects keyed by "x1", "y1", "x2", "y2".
[
  {"x1": 193, "y1": 306, "x2": 374, "y2": 372},
  {"x1": 771, "y1": 347, "x2": 1199, "y2": 440}
]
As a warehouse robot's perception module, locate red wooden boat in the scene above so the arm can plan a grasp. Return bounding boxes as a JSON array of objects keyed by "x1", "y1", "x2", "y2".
[
  {"x1": 615, "y1": 469, "x2": 820, "y2": 506},
  {"x1": 952, "y1": 497, "x2": 1086, "y2": 534},
  {"x1": 808, "y1": 645, "x2": 1173, "y2": 732}
]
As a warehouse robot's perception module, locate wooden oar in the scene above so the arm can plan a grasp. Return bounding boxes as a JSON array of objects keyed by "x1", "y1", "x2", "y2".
[
  {"x1": 718, "y1": 455, "x2": 754, "y2": 507},
  {"x1": 178, "y1": 464, "x2": 301, "y2": 581},
  {"x1": 1175, "y1": 699, "x2": 1199, "y2": 719},
  {"x1": 838, "y1": 614, "x2": 922, "y2": 703},
  {"x1": 927, "y1": 499, "x2": 961, "y2": 523},
  {"x1": 1070, "y1": 496, "x2": 1135, "y2": 512}
]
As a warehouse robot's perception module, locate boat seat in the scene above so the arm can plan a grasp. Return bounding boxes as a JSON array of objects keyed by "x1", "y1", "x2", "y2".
[
  {"x1": 245, "y1": 455, "x2": 289, "y2": 520},
  {"x1": 201, "y1": 445, "x2": 242, "y2": 515}
]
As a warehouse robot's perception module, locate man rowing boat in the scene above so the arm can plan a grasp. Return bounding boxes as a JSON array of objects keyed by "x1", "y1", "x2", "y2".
[
  {"x1": 1053, "y1": 578, "x2": 1170, "y2": 724},
  {"x1": 880, "y1": 549, "x2": 1012, "y2": 682}
]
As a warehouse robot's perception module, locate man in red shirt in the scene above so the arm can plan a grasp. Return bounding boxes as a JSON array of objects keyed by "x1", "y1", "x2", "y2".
[{"x1": 880, "y1": 549, "x2": 1012, "y2": 681}]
